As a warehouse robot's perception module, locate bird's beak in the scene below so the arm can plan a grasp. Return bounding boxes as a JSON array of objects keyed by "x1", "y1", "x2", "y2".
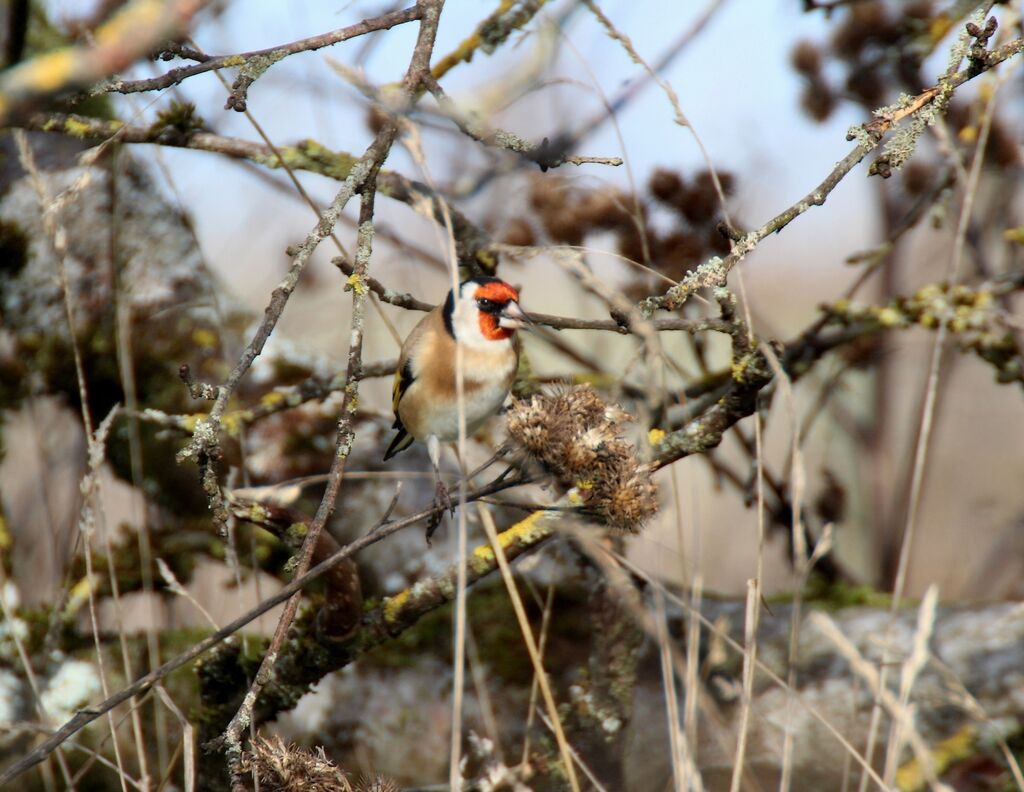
[{"x1": 498, "y1": 300, "x2": 530, "y2": 330}]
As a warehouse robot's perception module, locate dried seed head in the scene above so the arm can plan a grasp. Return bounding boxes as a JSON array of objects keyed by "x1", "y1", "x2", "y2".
[
  {"x1": 901, "y1": 160, "x2": 933, "y2": 196},
  {"x1": 791, "y1": 40, "x2": 822, "y2": 75},
  {"x1": 649, "y1": 168, "x2": 685, "y2": 203},
  {"x1": 356, "y1": 777, "x2": 401, "y2": 792},
  {"x1": 800, "y1": 82, "x2": 837, "y2": 123},
  {"x1": 597, "y1": 469, "x2": 661, "y2": 532},
  {"x1": 543, "y1": 206, "x2": 585, "y2": 246},
  {"x1": 502, "y1": 217, "x2": 536, "y2": 247},
  {"x1": 240, "y1": 735, "x2": 354, "y2": 792},
  {"x1": 506, "y1": 385, "x2": 658, "y2": 532},
  {"x1": 240, "y1": 737, "x2": 399, "y2": 792}
]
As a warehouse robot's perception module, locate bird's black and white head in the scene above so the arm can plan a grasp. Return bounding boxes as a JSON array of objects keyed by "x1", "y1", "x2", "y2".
[{"x1": 443, "y1": 277, "x2": 526, "y2": 349}]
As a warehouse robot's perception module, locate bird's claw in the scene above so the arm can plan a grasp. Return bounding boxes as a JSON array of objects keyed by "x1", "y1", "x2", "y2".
[{"x1": 425, "y1": 481, "x2": 455, "y2": 544}]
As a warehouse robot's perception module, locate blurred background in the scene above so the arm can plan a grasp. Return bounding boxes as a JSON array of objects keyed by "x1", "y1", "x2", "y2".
[
  {"x1": 6, "y1": 0, "x2": 1023, "y2": 608},
  {"x1": 2, "y1": 0, "x2": 1023, "y2": 788}
]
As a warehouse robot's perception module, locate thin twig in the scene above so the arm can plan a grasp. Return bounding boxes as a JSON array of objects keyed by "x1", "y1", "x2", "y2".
[
  {"x1": 0, "y1": 471, "x2": 531, "y2": 787},
  {"x1": 477, "y1": 506, "x2": 581, "y2": 792},
  {"x1": 219, "y1": 70, "x2": 404, "y2": 792},
  {"x1": 638, "y1": 34, "x2": 1024, "y2": 316},
  {"x1": 98, "y1": 6, "x2": 422, "y2": 97}
]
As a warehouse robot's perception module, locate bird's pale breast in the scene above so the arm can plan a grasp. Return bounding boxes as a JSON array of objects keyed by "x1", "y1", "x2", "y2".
[{"x1": 399, "y1": 335, "x2": 517, "y2": 442}]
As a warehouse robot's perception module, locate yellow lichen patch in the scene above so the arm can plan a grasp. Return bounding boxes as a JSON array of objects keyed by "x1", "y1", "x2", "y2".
[
  {"x1": 475, "y1": 248, "x2": 499, "y2": 275},
  {"x1": 383, "y1": 589, "x2": 411, "y2": 624},
  {"x1": 192, "y1": 328, "x2": 218, "y2": 350},
  {"x1": 431, "y1": 0, "x2": 517, "y2": 79},
  {"x1": 1004, "y1": 226, "x2": 1024, "y2": 245},
  {"x1": 63, "y1": 117, "x2": 94, "y2": 139},
  {"x1": 876, "y1": 306, "x2": 903, "y2": 327},
  {"x1": 731, "y1": 353, "x2": 753, "y2": 382},
  {"x1": 347, "y1": 273, "x2": 368, "y2": 296},
  {"x1": 294, "y1": 140, "x2": 356, "y2": 180},
  {"x1": 221, "y1": 54, "x2": 245, "y2": 68},
  {"x1": 0, "y1": 516, "x2": 10, "y2": 551},
  {"x1": 95, "y1": 0, "x2": 168, "y2": 48},
  {"x1": 180, "y1": 413, "x2": 206, "y2": 432},
  {"x1": 221, "y1": 410, "x2": 253, "y2": 437},
  {"x1": 928, "y1": 14, "x2": 953, "y2": 44},
  {"x1": 470, "y1": 510, "x2": 550, "y2": 572},
  {"x1": 958, "y1": 125, "x2": 978, "y2": 144},
  {"x1": 63, "y1": 575, "x2": 96, "y2": 619},
  {"x1": 260, "y1": 391, "x2": 286, "y2": 408},
  {"x1": 647, "y1": 428, "x2": 666, "y2": 446},
  {"x1": 895, "y1": 725, "x2": 976, "y2": 792},
  {"x1": 22, "y1": 49, "x2": 78, "y2": 92}
]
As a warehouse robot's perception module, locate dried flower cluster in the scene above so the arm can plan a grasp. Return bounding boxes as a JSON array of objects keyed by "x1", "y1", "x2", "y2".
[
  {"x1": 499, "y1": 168, "x2": 734, "y2": 301},
  {"x1": 240, "y1": 736, "x2": 398, "y2": 792},
  {"x1": 791, "y1": 2, "x2": 1017, "y2": 167},
  {"x1": 505, "y1": 385, "x2": 658, "y2": 532}
]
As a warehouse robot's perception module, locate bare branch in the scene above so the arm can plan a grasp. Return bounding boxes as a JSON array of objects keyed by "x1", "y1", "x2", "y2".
[
  {"x1": 0, "y1": 0, "x2": 208, "y2": 124},
  {"x1": 638, "y1": 34, "x2": 1024, "y2": 316},
  {"x1": 97, "y1": 6, "x2": 421, "y2": 100}
]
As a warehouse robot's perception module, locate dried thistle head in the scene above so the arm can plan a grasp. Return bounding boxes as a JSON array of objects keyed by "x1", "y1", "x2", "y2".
[
  {"x1": 595, "y1": 469, "x2": 661, "y2": 532},
  {"x1": 355, "y1": 777, "x2": 401, "y2": 792},
  {"x1": 239, "y1": 736, "x2": 399, "y2": 792},
  {"x1": 240, "y1": 736, "x2": 352, "y2": 792},
  {"x1": 506, "y1": 385, "x2": 659, "y2": 532}
]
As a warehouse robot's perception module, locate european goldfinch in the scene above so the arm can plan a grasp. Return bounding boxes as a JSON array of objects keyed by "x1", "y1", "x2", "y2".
[{"x1": 384, "y1": 276, "x2": 526, "y2": 522}]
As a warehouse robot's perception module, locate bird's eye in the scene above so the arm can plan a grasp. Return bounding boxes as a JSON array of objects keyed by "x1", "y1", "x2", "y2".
[{"x1": 477, "y1": 298, "x2": 497, "y2": 312}]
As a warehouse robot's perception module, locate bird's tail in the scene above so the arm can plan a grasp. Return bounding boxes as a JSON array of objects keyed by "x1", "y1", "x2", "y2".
[{"x1": 383, "y1": 424, "x2": 414, "y2": 461}]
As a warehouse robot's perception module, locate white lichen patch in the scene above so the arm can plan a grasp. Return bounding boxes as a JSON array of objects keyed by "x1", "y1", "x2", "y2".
[
  {"x1": 1, "y1": 580, "x2": 20, "y2": 611},
  {"x1": 41, "y1": 659, "x2": 101, "y2": 724},
  {"x1": 0, "y1": 166, "x2": 215, "y2": 338},
  {"x1": 0, "y1": 669, "x2": 25, "y2": 725},
  {"x1": 0, "y1": 612, "x2": 29, "y2": 662}
]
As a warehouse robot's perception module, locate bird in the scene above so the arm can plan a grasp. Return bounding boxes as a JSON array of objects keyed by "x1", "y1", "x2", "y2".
[{"x1": 384, "y1": 276, "x2": 526, "y2": 534}]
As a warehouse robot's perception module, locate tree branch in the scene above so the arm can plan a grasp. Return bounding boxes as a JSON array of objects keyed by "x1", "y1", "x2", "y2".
[
  {"x1": 0, "y1": 470, "x2": 528, "y2": 788},
  {"x1": 97, "y1": 6, "x2": 422, "y2": 100},
  {"x1": 0, "y1": 0, "x2": 208, "y2": 125},
  {"x1": 638, "y1": 34, "x2": 1024, "y2": 316}
]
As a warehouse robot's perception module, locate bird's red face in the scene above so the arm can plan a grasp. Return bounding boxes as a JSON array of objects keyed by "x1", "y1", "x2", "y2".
[{"x1": 474, "y1": 280, "x2": 522, "y2": 341}]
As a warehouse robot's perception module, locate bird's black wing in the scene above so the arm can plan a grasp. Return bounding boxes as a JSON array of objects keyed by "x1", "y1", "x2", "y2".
[{"x1": 383, "y1": 358, "x2": 415, "y2": 460}]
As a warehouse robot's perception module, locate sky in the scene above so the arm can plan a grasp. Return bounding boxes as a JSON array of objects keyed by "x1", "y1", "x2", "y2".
[{"x1": 44, "y1": 0, "x2": 886, "y2": 319}]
